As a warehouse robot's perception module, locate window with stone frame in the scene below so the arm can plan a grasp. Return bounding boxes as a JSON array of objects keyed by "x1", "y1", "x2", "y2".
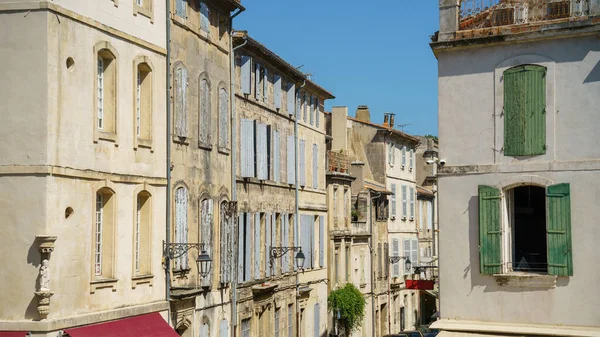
[
  {"x1": 135, "y1": 61, "x2": 153, "y2": 144},
  {"x1": 218, "y1": 87, "x2": 229, "y2": 150},
  {"x1": 133, "y1": 0, "x2": 153, "y2": 19},
  {"x1": 174, "y1": 63, "x2": 188, "y2": 140},
  {"x1": 200, "y1": 197, "x2": 213, "y2": 286},
  {"x1": 174, "y1": 186, "x2": 189, "y2": 270},
  {"x1": 134, "y1": 191, "x2": 152, "y2": 276},
  {"x1": 198, "y1": 77, "x2": 211, "y2": 148},
  {"x1": 94, "y1": 188, "x2": 116, "y2": 279},
  {"x1": 96, "y1": 47, "x2": 117, "y2": 137}
]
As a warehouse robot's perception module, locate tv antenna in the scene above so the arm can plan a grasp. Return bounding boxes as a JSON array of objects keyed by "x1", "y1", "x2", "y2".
[{"x1": 397, "y1": 124, "x2": 411, "y2": 132}]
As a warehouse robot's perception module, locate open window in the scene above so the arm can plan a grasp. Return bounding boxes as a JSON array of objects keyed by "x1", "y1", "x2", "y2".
[{"x1": 479, "y1": 184, "x2": 573, "y2": 276}]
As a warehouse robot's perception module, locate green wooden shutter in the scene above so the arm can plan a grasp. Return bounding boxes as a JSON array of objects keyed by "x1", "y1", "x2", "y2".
[
  {"x1": 479, "y1": 185, "x2": 502, "y2": 275},
  {"x1": 547, "y1": 183, "x2": 573, "y2": 276},
  {"x1": 503, "y1": 65, "x2": 546, "y2": 156}
]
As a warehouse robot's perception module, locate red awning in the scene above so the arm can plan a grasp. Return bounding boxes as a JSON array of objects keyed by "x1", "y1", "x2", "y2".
[
  {"x1": 0, "y1": 332, "x2": 28, "y2": 337},
  {"x1": 65, "y1": 312, "x2": 179, "y2": 337}
]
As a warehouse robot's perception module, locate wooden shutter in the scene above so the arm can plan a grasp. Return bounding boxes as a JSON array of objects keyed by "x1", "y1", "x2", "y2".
[
  {"x1": 282, "y1": 214, "x2": 288, "y2": 273},
  {"x1": 271, "y1": 213, "x2": 276, "y2": 274},
  {"x1": 319, "y1": 216, "x2": 324, "y2": 268},
  {"x1": 409, "y1": 149, "x2": 414, "y2": 169},
  {"x1": 254, "y1": 213, "x2": 261, "y2": 279},
  {"x1": 241, "y1": 56, "x2": 251, "y2": 94},
  {"x1": 255, "y1": 122, "x2": 268, "y2": 180},
  {"x1": 478, "y1": 185, "x2": 502, "y2": 275},
  {"x1": 411, "y1": 238, "x2": 419, "y2": 267},
  {"x1": 200, "y1": 199, "x2": 213, "y2": 286},
  {"x1": 255, "y1": 62, "x2": 261, "y2": 100},
  {"x1": 392, "y1": 238, "x2": 400, "y2": 277},
  {"x1": 219, "y1": 88, "x2": 228, "y2": 148},
  {"x1": 309, "y1": 215, "x2": 314, "y2": 269},
  {"x1": 402, "y1": 185, "x2": 407, "y2": 217},
  {"x1": 299, "y1": 140, "x2": 306, "y2": 186},
  {"x1": 241, "y1": 119, "x2": 255, "y2": 177},
  {"x1": 273, "y1": 130, "x2": 280, "y2": 183},
  {"x1": 263, "y1": 67, "x2": 269, "y2": 103},
  {"x1": 175, "y1": 187, "x2": 189, "y2": 270},
  {"x1": 238, "y1": 214, "x2": 244, "y2": 281},
  {"x1": 391, "y1": 184, "x2": 397, "y2": 217},
  {"x1": 174, "y1": 66, "x2": 188, "y2": 138},
  {"x1": 378, "y1": 243, "x2": 382, "y2": 278},
  {"x1": 200, "y1": 2, "x2": 209, "y2": 33},
  {"x1": 294, "y1": 215, "x2": 298, "y2": 271},
  {"x1": 312, "y1": 144, "x2": 318, "y2": 188},
  {"x1": 287, "y1": 135, "x2": 295, "y2": 184},
  {"x1": 314, "y1": 303, "x2": 320, "y2": 337},
  {"x1": 503, "y1": 65, "x2": 546, "y2": 156},
  {"x1": 384, "y1": 242, "x2": 389, "y2": 277},
  {"x1": 402, "y1": 146, "x2": 406, "y2": 167},
  {"x1": 266, "y1": 213, "x2": 271, "y2": 276},
  {"x1": 244, "y1": 213, "x2": 252, "y2": 281},
  {"x1": 547, "y1": 183, "x2": 573, "y2": 276},
  {"x1": 274, "y1": 75, "x2": 282, "y2": 109},
  {"x1": 310, "y1": 96, "x2": 315, "y2": 125},
  {"x1": 410, "y1": 187, "x2": 415, "y2": 219},
  {"x1": 287, "y1": 83, "x2": 295, "y2": 115},
  {"x1": 303, "y1": 93, "x2": 308, "y2": 122},
  {"x1": 315, "y1": 98, "x2": 320, "y2": 127},
  {"x1": 199, "y1": 79, "x2": 210, "y2": 144},
  {"x1": 403, "y1": 239, "x2": 412, "y2": 275}
]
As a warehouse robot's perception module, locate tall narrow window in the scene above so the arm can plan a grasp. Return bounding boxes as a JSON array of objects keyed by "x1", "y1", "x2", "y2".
[
  {"x1": 343, "y1": 188, "x2": 348, "y2": 218},
  {"x1": 409, "y1": 187, "x2": 415, "y2": 220},
  {"x1": 274, "y1": 308, "x2": 280, "y2": 337},
  {"x1": 94, "y1": 188, "x2": 116, "y2": 278},
  {"x1": 391, "y1": 184, "x2": 397, "y2": 218},
  {"x1": 200, "y1": 198, "x2": 213, "y2": 285},
  {"x1": 345, "y1": 245, "x2": 351, "y2": 282},
  {"x1": 136, "y1": 62, "x2": 153, "y2": 142},
  {"x1": 199, "y1": 2, "x2": 210, "y2": 34},
  {"x1": 218, "y1": 88, "x2": 229, "y2": 149},
  {"x1": 174, "y1": 64, "x2": 188, "y2": 139},
  {"x1": 401, "y1": 146, "x2": 407, "y2": 168},
  {"x1": 176, "y1": 0, "x2": 186, "y2": 18},
  {"x1": 174, "y1": 186, "x2": 189, "y2": 270},
  {"x1": 402, "y1": 185, "x2": 408, "y2": 218},
  {"x1": 96, "y1": 47, "x2": 117, "y2": 136},
  {"x1": 220, "y1": 201, "x2": 232, "y2": 284},
  {"x1": 199, "y1": 78, "x2": 211, "y2": 147},
  {"x1": 333, "y1": 187, "x2": 338, "y2": 220},
  {"x1": 135, "y1": 192, "x2": 151, "y2": 275},
  {"x1": 503, "y1": 65, "x2": 546, "y2": 156},
  {"x1": 288, "y1": 305, "x2": 293, "y2": 337},
  {"x1": 242, "y1": 318, "x2": 251, "y2": 337}
]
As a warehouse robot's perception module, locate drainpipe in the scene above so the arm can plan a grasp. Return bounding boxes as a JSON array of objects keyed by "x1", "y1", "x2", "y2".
[
  {"x1": 295, "y1": 79, "x2": 305, "y2": 337},
  {"x1": 370, "y1": 191, "x2": 381, "y2": 336},
  {"x1": 229, "y1": 11, "x2": 245, "y2": 336},
  {"x1": 165, "y1": 0, "x2": 172, "y2": 309}
]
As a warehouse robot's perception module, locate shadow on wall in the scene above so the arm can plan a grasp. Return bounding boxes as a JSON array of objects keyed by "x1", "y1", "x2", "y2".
[
  {"x1": 584, "y1": 60, "x2": 600, "y2": 83},
  {"x1": 25, "y1": 238, "x2": 42, "y2": 320},
  {"x1": 465, "y1": 193, "x2": 569, "y2": 296}
]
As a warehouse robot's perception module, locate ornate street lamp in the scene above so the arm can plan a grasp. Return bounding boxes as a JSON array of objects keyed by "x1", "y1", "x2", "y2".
[
  {"x1": 164, "y1": 242, "x2": 212, "y2": 279},
  {"x1": 388, "y1": 256, "x2": 412, "y2": 273},
  {"x1": 270, "y1": 246, "x2": 305, "y2": 271},
  {"x1": 196, "y1": 248, "x2": 212, "y2": 279}
]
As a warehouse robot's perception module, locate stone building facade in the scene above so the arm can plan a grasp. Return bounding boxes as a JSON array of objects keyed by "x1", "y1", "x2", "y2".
[
  {"x1": 231, "y1": 32, "x2": 334, "y2": 337},
  {"x1": 0, "y1": 0, "x2": 171, "y2": 335},
  {"x1": 166, "y1": 0, "x2": 243, "y2": 336},
  {"x1": 431, "y1": 0, "x2": 600, "y2": 336}
]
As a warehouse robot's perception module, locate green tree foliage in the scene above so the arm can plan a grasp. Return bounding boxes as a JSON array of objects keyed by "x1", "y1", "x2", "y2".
[{"x1": 327, "y1": 283, "x2": 366, "y2": 333}]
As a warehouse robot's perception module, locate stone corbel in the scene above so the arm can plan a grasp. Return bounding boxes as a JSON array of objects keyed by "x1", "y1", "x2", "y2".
[
  {"x1": 34, "y1": 235, "x2": 57, "y2": 320},
  {"x1": 36, "y1": 235, "x2": 57, "y2": 255}
]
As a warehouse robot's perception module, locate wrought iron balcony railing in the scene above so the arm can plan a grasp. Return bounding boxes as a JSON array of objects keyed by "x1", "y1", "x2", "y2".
[{"x1": 459, "y1": 0, "x2": 591, "y2": 30}]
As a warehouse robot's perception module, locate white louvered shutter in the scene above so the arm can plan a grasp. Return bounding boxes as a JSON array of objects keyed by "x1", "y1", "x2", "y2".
[
  {"x1": 402, "y1": 185, "x2": 407, "y2": 218},
  {"x1": 319, "y1": 216, "x2": 324, "y2": 267},
  {"x1": 392, "y1": 238, "x2": 400, "y2": 277},
  {"x1": 244, "y1": 213, "x2": 251, "y2": 282},
  {"x1": 287, "y1": 83, "x2": 295, "y2": 116},
  {"x1": 265, "y1": 213, "x2": 271, "y2": 276},
  {"x1": 410, "y1": 187, "x2": 415, "y2": 219},
  {"x1": 315, "y1": 98, "x2": 320, "y2": 127},
  {"x1": 299, "y1": 140, "x2": 306, "y2": 186},
  {"x1": 411, "y1": 238, "x2": 419, "y2": 269},
  {"x1": 312, "y1": 144, "x2": 318, "y2": 188},
  {"x1": 404, "y1": 239, "x2": 412, "y2": 275},
  {"x1": 219, "y1": 88, "x2": 228, "y2": 148},
  {"x1": 391, "y1": 184, "x2": 397, "y2": 217},
  {"x1": 241, "y1": 56, "x2": 251, "y2": 94},
  {"x1": 287, "y1": 136, "x2": 295, "y2": 184},
  {"x1": 254, "y1": 213, "x2": 261, "y2": 279},
  {"x1": 273, "y1": 130, "x2": 280, "y2": 183},
  {"x1": 255, "y1": 63, "x2": 261, "y2": 100},
  {"x1": 255, "y1": 122, "x2": 268, "y2": 180},
  {"x1": 263, "y1": 67, "x2": 269, "y2": 103},
  {"x1": 274, "y1": 75, "x2": 282, "y2": 110}
]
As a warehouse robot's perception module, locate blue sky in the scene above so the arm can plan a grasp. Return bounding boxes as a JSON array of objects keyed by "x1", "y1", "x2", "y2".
[{"x1": 236, "y1": 0, "x2": 440, "y2": 136}]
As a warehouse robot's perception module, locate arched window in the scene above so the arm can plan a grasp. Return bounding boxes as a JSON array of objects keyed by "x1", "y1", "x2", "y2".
[
  {"x1": 219, "y1": 319, "x2": 228, "y2": 337},
  {"x1": 200, "y1": 198, "x2": 213, "y2": 285},
  {"x1": 218, "y1": 88, "x2": 229, "y2": 149},
  {"x1": 135, "y1": 191, "x2": 152, "y2": 275},
  {"x1": 94, "y1": 188, "x2": 116, "y2": 278},
  {"x1": 199, "y1": 78, "x2": 211, "y2": 147},
  {"x1": 199, "y1": 322, "x2": 209, "y2": 337},
  {"x1": 174, "y1": 64, "x2": 188, "y2": 139},
  {"x1": 96, "y1": 48, "x2": 117, "y2": 134},
  {"x1": 136, "y1": 62, "x2": 153, "y2": 141},
  {"x1": 174, "y1": 186, "x2": 189, "y2": 270}
]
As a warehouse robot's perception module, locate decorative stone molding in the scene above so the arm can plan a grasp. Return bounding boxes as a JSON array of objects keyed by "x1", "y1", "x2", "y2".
[
  {"x1": 34, "y1": 290, "x2": 54, "y2": 319},
  {"x1": 36, "y1": 235, "x2": 57, "y2": 254},
  {"x1": 131, "y1": 274, "x2": 154, "y2": 289},
  {"x1": 494, "y1": 273, "x2": 558, "y2": 288},
  {"x1": 90, "y1": 278, "x2": 119, "y2": 293}
]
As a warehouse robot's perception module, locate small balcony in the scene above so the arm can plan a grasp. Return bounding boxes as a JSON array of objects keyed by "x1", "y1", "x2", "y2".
[
  {"x1": 327, "y1": 151, "x2": 350, "y2": 173},
  {"x1": 351, "y1": 221, "x2": 369, "y2": 236},
  {"x1": 459, "y1": 0, "x2": 591, "y2": 30}
]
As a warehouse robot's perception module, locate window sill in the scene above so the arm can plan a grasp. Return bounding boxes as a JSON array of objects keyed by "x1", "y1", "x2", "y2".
[
  {"x1": 198, "y1": 141, "x2": 213, "y2": 151},
  {"x1": 173, "y1": 135, "x2": 189, "y2": 145},
  {"x1": 90, "y1": 278, "x2": 118, "y2": 293},
  {"x1": 493, "y1": 273, "x2": 557, "y2": 288},
  {"x1": 131, "y1": 274, "x2": 154, "y2": 289},
  {"x1": 135, "y1": 137, "x2": 153, "y2": 151},
  {"x1": 133, "y1": 4, "x2": 153, "y2": 22},
  {"x1": 173, "y1": 268, "x2": 191, "y2": 277},
  {"x1": 217, "y1": 146, "x2": 230, "y2": 155},
  {"x1": 94, "y1": 130, "x2": 118, "y2": 145}
]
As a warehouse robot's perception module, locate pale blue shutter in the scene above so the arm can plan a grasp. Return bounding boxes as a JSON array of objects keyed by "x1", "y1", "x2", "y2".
[
  {"x1": 176, "y1": 0, "x2": 186, "y2": 18},
  {"x1": 263, "y1": 67, "x2": 268, "y2": 102},
  {"x1": 402, "y1": 185, "x2": 408, "y2": 218},
  {"x1": 314, "y1": 303, "x2": 320, "y2": 337},
  {"x1": 310, "y1": 216, "x2": 314, "y2": 269},
  {"x1": 294, "y1": 215, "x2": 298, "y2": 271},
  {"x1": 200, "y1": 2, "x2": 209, "y2": 33},
  {"x1": 241, "y1": 56, "x2": 251, "y2": 94},
  {"x1": 410, "y1": 187, "x2": 415, "y2": 219},
  {"x1": 271, "y1": 213, "x2": 276, "y2": 275},
  {"x1": 391, "y1": 184, "x2": 397, "y2": 217},
  {"x1": 402, "y1": 146, "x2": 407, "y2": 167},
  {"x1": 310, "y1": 96, "x2": 315, "y2": 125},
  {"x1": 282, "y1": 214, "x2": 288, "y2": 273},
  {"x1": 392, "y1": 238, "x2": 400, "y2": 277},
  {"x1": 403, "y1": 239, "x2": 412, "y2": 275},
  {"x1": 238, "y1": 214, "x2": 244, "y2": 281},
  {"x1": 319, "y1": 216, "x2": 324, "y2": 268},
  {"x1": 411, "y1": 238, "x2": 419, "y2": 267},
  {"x1": 315, "y1": 98, "x2": 320, "y2": 127},
  {"x1": 287, "y1": 136, "x2": 295, "y2": 184},
  {"x1": 409, "y1": 149, "x2": 414, "y2": 170},
  {"x1": 287, "y1": 83, "x2": 295, "y2": 116},
  {"x1": 274, "y1": 75, "x2": 282, "y2": 110},
  {"x1": 254, "y1": 213, "x2": 261, "y2": 279},
  {"x1": 244, "y1": 213, "x2": 251, "y2": 282},
  {"x1": 296, "y1": 91, "x2": 301, "y2": 119},
  {"x1": 299, "y1": 140, "x2": 306, "y2": 186},
  {"x1": 266, "y1": 213, "x2": 271, "y2": 276},
  {"x1": 312, "y1": 144, "x2": 318, "y2": 189},
  {"x1": 427, "y1": 202, "x2": 433, "y2": 230},
  {"x1": 256, "y1": 122, "x2": 268, "y2": 180},
  {"x1": 303, "y1": 93, "x2": 308, "y2": 122},
  {"x1": 273, "y1": 130, "x2": 280, "y2": 183},
  {"x1": 255, "y1": 63, "x2": 261, "y2": 100},
  {"x1": 241, "y1": 119, "x2": 255, "y2": 178},
  {"x1": 220, "y1": 319, "x2": 228, "y2": 337}
]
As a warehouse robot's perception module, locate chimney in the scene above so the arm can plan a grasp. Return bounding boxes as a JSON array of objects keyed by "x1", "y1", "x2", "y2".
[
  {"x1": 332, "y1": 106, "x2": 348, "y2": 152},
  {"x1": 350, "y1": 162, "x2": 365, "y2": 195},
  {"x1": 389, "y1": 113, "x2": 395, "y2": 129},
  {"x1": 383, "y1": 113, "x2": 390, "y2": 128},
  {"x1": 356, "y1": 105, "x2": 370, "y2": 123}
]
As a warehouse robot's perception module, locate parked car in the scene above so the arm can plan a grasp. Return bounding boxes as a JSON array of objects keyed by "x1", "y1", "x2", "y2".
[{"x1": 383, "y1": 331, "x2": 424, "y2": 337}]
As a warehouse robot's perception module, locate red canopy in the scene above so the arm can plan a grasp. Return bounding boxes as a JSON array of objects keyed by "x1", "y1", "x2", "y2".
[
  {"x1": 65, "y1": 312, "x2": 178, "y2": 337},
  {"x1": 0, "y1": 332, "x2": 28, "y2": 337}
]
